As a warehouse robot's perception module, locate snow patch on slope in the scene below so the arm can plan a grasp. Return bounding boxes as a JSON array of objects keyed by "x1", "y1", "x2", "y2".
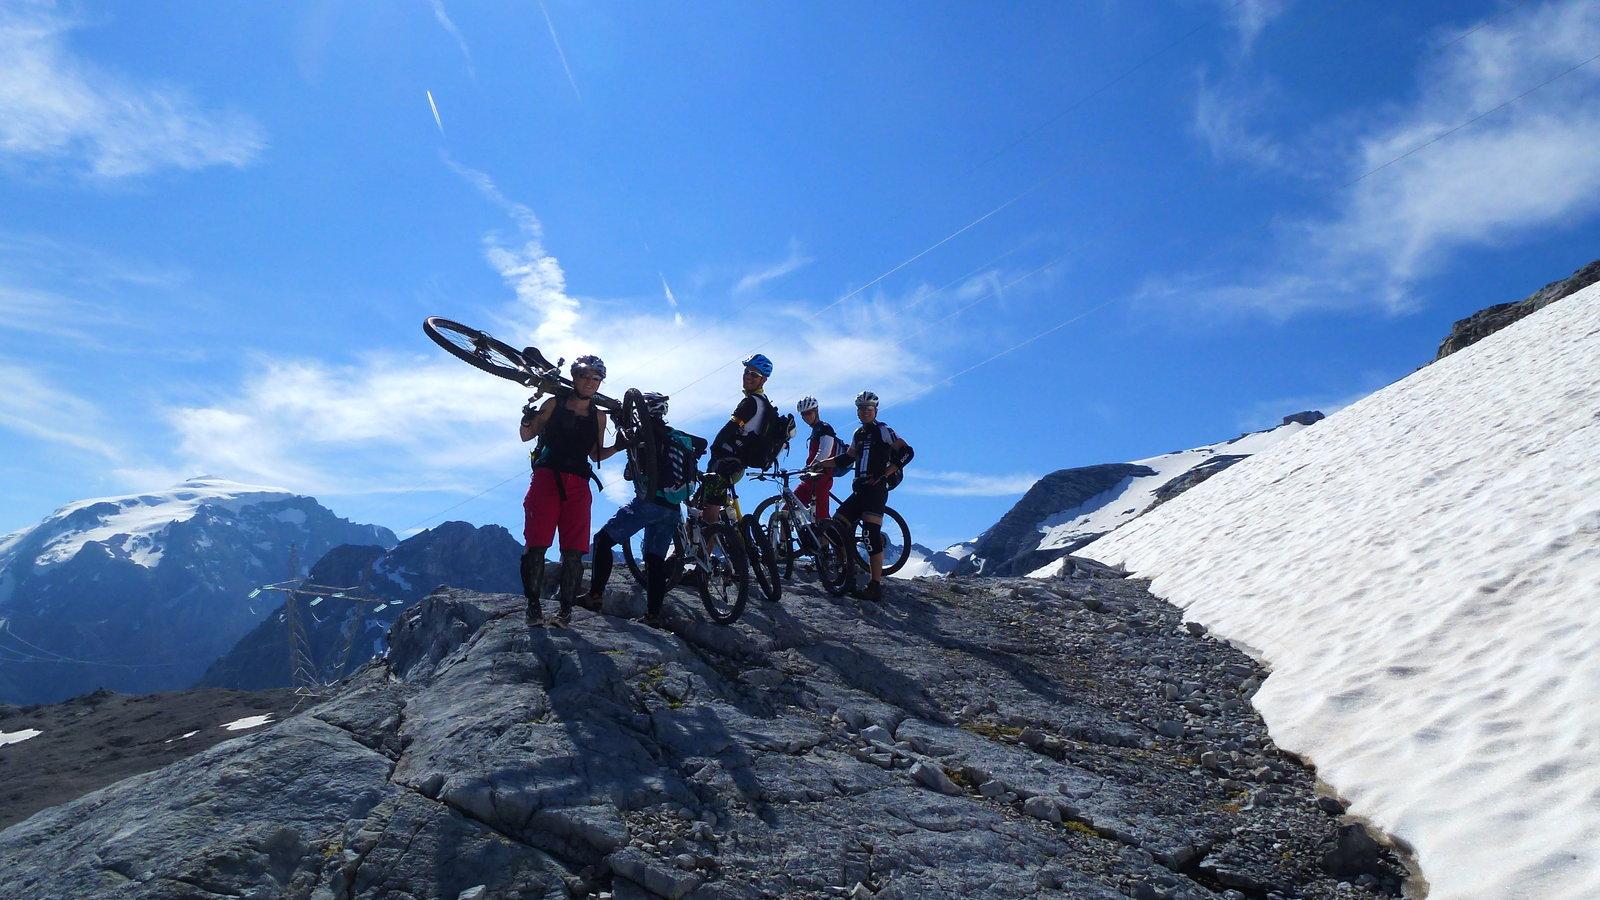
[{"x1": 1084, "y1": 286, "x2": 1600, "y2": 899}]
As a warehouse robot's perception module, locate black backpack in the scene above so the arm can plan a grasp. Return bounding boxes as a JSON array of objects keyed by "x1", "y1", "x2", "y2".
[{"x1": 740, "y1": 407, "x2": 795, "y2": 471}]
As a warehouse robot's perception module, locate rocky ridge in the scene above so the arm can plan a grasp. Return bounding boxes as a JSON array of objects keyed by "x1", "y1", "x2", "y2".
[
  {"x1": 199, "y1": 521, "x2": 522, "y2": 690},
  {"x1": 0, "y1": 567, "x2": 1411, "y2": 898},
  {"x1": 1434, "y1": 258, "x2": 1599, "y2": 359}
]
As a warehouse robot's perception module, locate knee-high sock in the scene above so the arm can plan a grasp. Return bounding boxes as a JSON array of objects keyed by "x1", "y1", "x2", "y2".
[
  {"x1": 589, "y1": 529, "x2": 616, "y2": 597},
  {"x1": 521, "y1": 549, "x2": 547, "y2": 617},
  {"x1": 645, "y1": 553, "x2": 667, "y2": 616},
  {"x1": 558, "y1": 550, "x2": 585, "y2": 613}
]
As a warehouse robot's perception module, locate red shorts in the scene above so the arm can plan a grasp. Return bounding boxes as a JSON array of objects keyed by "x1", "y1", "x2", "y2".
[
  {"x1": 794, "y1": 473, "x2": 833, "y2": 520},
  {"x1": 523, "y1": 468, "x2": 592, "y2": 553}
]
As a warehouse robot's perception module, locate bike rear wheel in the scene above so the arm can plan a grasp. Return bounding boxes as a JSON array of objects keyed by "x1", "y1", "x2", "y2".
[
  {"x1": 742, "y1": 514, "x2": 782, "y2": 604},
  {"x1": 621, "y1": 389, "x2": 658, "y2": 499},
  {"x1": 696, "y1": 521, "x2": 749, "y2": 624},
  {"x1": 423, "y1": 317, "x2": 528, "y2": 383},
  {"x1": 844, "y1": 506, "x2": 912, "y2": 576}
]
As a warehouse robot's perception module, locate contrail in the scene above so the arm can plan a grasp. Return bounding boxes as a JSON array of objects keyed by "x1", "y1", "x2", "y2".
[
  {"x1": 426, "y1": 90, "x2": 445, "y2": 134},
  {"x1": 659, "y1": 272, "x2": 683, "y2": 325},
  {"x1": 537, "y1": 0, "x2": 582, "y2": 101}
]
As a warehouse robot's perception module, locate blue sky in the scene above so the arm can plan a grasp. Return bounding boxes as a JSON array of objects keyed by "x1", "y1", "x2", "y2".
[{"x1": 4, "y1": 0, "x2": 1600, "y2": 551}]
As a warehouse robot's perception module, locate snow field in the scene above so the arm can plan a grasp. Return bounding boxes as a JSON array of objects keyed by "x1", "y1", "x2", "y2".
[{"x1": 1085, "y1": 286, "x2": 1600, "y2": 899}]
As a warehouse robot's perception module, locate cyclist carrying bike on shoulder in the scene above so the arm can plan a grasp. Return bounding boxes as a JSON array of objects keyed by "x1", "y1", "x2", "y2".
[
  {"x1": 794, "y1": 396, "x2": 838, "y2": 520},
  {"x1": 831, "y1": 390, "x2": 914, "y2": 602},
  {"x1": 585, "y1": 393, "x2": 706, "y2": 627},
  {"x1": 696, "y1": 353, "x2": 778, "y2": 524},
  {"x1": 519, "y1": 354, "x2": 622, "y2": 626}
]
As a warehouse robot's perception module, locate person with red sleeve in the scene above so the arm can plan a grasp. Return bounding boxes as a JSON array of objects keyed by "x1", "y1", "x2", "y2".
[
  {"x1": 793, "y1": 396, "x2": 838, "y2": 520},
  {"x1": 519, "y1": 354, "x2": 621, "y2": 626}
]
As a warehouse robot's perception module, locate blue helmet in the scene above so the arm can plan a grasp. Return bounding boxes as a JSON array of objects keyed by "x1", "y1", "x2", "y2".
[{"x1": 741, "y1": 353, "x2": 774, "y2": 378}]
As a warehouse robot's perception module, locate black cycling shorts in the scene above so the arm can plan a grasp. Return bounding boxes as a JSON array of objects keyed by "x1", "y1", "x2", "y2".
[{"x1": 835, "y1": 482, "x2": 889, "y2": 523}]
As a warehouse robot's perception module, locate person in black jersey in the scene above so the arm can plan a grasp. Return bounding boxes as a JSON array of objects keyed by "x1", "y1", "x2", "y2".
[
  {"x1": 519, "y1": 354, "x2": 623, "y2": 626},
  {"x1": 831, "y1": 390, "x2": 914, "y2": 601},
  {"x1": 696, "y1": 353, "x2": 777, "y2": 524}
]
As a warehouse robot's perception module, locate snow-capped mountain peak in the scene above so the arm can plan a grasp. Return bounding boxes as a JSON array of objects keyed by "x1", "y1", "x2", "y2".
[{"x1": 2, "y1": 477, "x2": 297, "y2": 574}]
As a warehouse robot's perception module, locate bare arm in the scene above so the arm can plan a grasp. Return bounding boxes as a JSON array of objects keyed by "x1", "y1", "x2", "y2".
[{"x1": 520, "y1": 397, "x2": 557, "y2": 443}]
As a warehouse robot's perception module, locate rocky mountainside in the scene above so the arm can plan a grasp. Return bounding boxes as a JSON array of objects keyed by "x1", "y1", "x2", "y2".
[
  {"x1": 0, "y1": 477, "x2": 395, "y2": 704},
  {"x1": 1434, "y1": 258, "x2": 1599, "y2": 359},
  {"x1": 926, "y1": 414, "x2": 1322, "y2": 578},
  {"x1": 0, "y1": 572, "x2": 1410, "y2": 898},
  {"x1": 199, "y1": 521, "x2": 522, "y2": 691}
]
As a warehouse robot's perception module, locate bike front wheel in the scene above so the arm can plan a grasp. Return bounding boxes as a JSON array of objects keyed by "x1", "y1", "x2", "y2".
[
  {"x1": 423, "y1": 317, "x2": 528, "y2": 383},
  {"x1": 817, "y1": 519, "x2": 854, "y2": 598},
  {"x1": 622, "y1": 528, "x2": 687, "y2": 592},
  {"x1": 696, "y1": 521, "x2": 749, "y2": 624},
  {"x1": 742, "y1": 514, "x2": 782, "y2": 604}
]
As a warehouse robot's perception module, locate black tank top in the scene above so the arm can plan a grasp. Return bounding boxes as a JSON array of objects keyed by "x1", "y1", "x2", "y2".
[{"x1": 534, "y1": 400, "x2": 599, "y2": 476}]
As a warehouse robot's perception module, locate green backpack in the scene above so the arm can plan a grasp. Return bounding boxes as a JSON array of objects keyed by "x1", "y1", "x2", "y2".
[{"x1": 652, "y1": 427, "x2": 707, "y2": 505}]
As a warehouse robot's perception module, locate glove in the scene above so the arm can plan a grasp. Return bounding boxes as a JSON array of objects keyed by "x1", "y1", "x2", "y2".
[{"x1": 520, "y1": 398, "x2": 539, "y2": 426}]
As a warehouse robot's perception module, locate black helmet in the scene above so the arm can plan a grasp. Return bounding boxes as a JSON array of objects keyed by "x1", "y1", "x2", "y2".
[{"x1": 641, "y1": 392, "x2": 669, "y2": 418}]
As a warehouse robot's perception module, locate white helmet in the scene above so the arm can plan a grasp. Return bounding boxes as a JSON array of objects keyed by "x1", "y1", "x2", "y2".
[
  {"x1": 796, "y1": 396, "x2": 819, "y2": 413},
  {"x1": 854, "y1": 390, "x2": 879, "y2": 409}
]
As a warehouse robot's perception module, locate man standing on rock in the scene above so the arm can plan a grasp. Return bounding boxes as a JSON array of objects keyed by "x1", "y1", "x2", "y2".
[
  {"x1": 519, "y1": 354, "x2": 622, "y2": 626},
  {"x1": 585, "y1": 393, "x2": 707, "y2": 627},
  {"x1": 831, "y1": 390, "x2": 913, "y2": 602}
]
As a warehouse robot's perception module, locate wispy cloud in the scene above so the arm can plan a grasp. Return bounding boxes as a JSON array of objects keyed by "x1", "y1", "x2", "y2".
[
  {"x1": 1169, "y1": 0, "x2": 1600, "y2": 317},
  {"x1": 1217, "y1": 0, "x2": 1289, "y2": 56},
  {"x1": 0, "y1": 3, "x2": 264, "y2": 178},
  {"x1": 536, "y1": 0, "x2": 582, "y2": 102},
  {"x1": 733, "y1": 241, "x2": 814, "y2": 296},
  {"x1": 428, "y1": 0, "x2": 476, "y2": 78},
  {"x1": 901, "y1": 469, "x2": 1041, "y2": 498},
  {"x1": 0, "y1": 360, "x2": 120, "y2": 459},
  {"x1": 1192, "y1": 69, "x2": 1289, "y2": 170}
]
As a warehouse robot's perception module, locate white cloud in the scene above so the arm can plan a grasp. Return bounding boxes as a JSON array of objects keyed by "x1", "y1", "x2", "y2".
[
  {"x1": 0, "y1": 3, "x2": 264, "y2": 177},
  {"x1": 0, "y1": 360, "x2": 119, "y2": 459},
  {"x1": 1170, "y1": 0, "x2": 1600, "y2": 317},
  {"x1": 148, "y1": 160, "x2": 954, "y2": 503},
  {"x1": 733, "y1": 241, "x2": 813, "y2": 295},
  {"x1": 901, "y1": 469, "x2": 1041, "y2": 498}
]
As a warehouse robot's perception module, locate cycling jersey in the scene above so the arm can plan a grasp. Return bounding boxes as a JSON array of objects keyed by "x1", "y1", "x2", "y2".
[
  {"x1": 805, "y1": 420, "x2": 838, "y2": 468},
  {"x1": 843, "y1": 421, "x2": 914, "y2": 485}
]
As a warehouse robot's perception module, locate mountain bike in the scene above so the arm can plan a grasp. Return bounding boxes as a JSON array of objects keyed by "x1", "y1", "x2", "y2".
[
  {"x1": 749, "y1": 467, "x2": 849, "y2": 597},
  {"x1": 619, "y1": 490, "x2": 750, "y2": 625},
  {"x1": 423, "y1": 315, "x2": 662, "y2": 491},
  {"x1": 828, "y1": 488, "x2": 913, "y2": 577}
]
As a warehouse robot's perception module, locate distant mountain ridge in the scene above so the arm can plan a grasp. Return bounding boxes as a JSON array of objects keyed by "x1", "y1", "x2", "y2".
[
  {"x1": 199, "y1": 521, "x2": 522, "y2": 691},
  {"x1": 0, "y1": 477, "x2": 395, "y2": 704},
  {"x1": 922, "y1": 413, "x2": 1322, "y2": 578}
]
